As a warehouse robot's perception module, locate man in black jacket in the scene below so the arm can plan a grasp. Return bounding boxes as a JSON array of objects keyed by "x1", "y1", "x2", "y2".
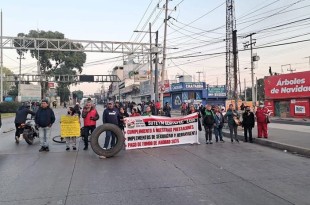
[
  {"x1": 35, "y1": 100, "x2": 55, "y2": 152},
  {"x1": 242, "y1": 106, "x2": 255, "y2": 143},
  {"x1": 102, "y1": 101, "x2": 119, "y2": 149},
  {"x1": 14, "y1": 103, "x2": 36, "y2": 143},
  {"x1": 203, "y1": 104, "x2": 215, "y2": 144}
]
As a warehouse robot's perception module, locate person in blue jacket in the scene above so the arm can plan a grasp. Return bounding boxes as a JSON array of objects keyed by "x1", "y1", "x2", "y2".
[{"x1": 224, "y1": 104, "x2": 239, "y2": 143}]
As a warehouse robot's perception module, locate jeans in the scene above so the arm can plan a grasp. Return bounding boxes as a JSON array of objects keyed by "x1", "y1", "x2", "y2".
[
  {"x1": 83, "y1": 126, "x2": 96, "y2": 148},
  {"x1": 244, "y1": 127, "x2": 253, "y2": 142},
  {"x1": 204, "y1": 125, "x2": 213, "y2": 141},
  {"x1": 214, "y1": 126, "x2": 223, "y2": 141},
  {"x1": 228, "y1": 124, "x2": 238, "y2": 141},
  {"x1": 104, "y1": 131, "x2": 116, "y2": 149},
  {"x1": 39, "y1": 127, "x2": 51, "y2": 147}
]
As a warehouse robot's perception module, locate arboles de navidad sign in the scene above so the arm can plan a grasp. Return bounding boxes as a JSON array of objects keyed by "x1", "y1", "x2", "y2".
[{"x1": 265, "y1": 71, "x2": 310, "y2": 99}]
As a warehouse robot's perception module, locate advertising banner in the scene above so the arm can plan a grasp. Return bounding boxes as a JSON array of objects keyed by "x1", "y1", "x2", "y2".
[
  {"x1": 124, "y1": 113, "x2": 199, "y2": 150},
  {"x1": 60, "y1": 115, "x2": 80, "y2": 137},
  {"x1": 265, "y1": 71, "x2": 310, "y2": 99},
  {"x1": 208, "y1": 85, "x2": 226, "y2": 97},
  {"x1": 20, "y1": 84, "x2": 41, "y2": 101},
  {"x1": 295, "y1": 105, "x2": 306, "y2": 114}
]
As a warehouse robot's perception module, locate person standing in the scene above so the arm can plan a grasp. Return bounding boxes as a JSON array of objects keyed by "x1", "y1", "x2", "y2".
[
  {"x1": 131, "y1": 108, "x2": 141, "y2": 117},
  {"x1": 256, "y1": 102, "x2": 270, "y2": 139},
  {"x1": 214, "y1": 106, "x2": 225, "y2": 143},
  {"x1": 224, "y1": 104, "x2": 239, "y2": 143},
  {"x1": 82, "y1": 101, "x2": 99, "y2": 150},
  {"x1": 35, "y1": 100, "x2": 55, "y2": 152},
  {"x1": 65, "y1": 107, "x2": 80, "y2": 151},
  {"x1": 14, "y1": 103, "x2": 35, "y2": 143},
  {"x1": 163, "y1": 102, "x2": 171, "y2": 117},
  {"x1": 142, "y1": 106, "x2": 152, "y2": 116},
  {"x1": 118, "y1": 107, "x2": 129, "y2": 131},
  {"x1": 102, "y1": 101, "x2": 119, "y2": 149},
  {"x1": 203, "y1": 104, "x2": 215, "y2": 144},
  {"x1": 188, "y1": 105, "x2": 202, "y2": 131},
  {"x1": 155, "y1": 100, "x2": 161, "y2": 115},
  {"x1": 242, "y1": 106, "x2": 255, "y2": 142}
]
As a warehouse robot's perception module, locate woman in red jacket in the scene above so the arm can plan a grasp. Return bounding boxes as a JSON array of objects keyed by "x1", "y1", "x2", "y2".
[
  {"x1": 82, "y1": 102, "x2": 99, "y2": 150},
  {"x1": 255, "y1": 102, "x2": 270, "y2": 138}
]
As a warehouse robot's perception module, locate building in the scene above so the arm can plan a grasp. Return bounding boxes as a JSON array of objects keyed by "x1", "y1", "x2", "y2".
[
  {"x1": 264, "y1": 71, "x2": 310, "y2": 118},
  {"x1": 206, "y1": 85, "x2": 227, "y2": 106}
]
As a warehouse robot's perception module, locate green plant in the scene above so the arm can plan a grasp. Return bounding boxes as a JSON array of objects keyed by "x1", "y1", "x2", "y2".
[{"x1": 0, "y1": 102, "x2": 22, "y2": 113}]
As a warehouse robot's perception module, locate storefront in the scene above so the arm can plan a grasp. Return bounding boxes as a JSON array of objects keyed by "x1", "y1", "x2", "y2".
[
  {"x1": 264, "y1": 71, "x2": 310, "y2": 118},
  {"x1": 169, "y1": 82, "x2": 207, "y2": 109}
]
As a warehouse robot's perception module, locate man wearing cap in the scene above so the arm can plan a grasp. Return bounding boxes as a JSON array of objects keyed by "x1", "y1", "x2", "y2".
[
  {"x1": 14, "y1": 102, "x2": 36, "y2": 143},
  {"x1": 256, "y1": 102, "x2": 270, "y2": 139},
  {"x1": 102, "y1": 101, "x2": 119, "y2": 149},
  {"x1": 35, "y1": 100, "x2": 55, "y2": 152}
]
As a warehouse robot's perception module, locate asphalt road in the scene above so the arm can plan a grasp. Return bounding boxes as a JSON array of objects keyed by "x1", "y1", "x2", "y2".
[{"x1": 0, "y1": 106, "x2": 309, "y2": 205}]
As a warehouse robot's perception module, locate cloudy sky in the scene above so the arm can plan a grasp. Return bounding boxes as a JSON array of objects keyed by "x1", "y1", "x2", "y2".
[{"x1": 1, "y1": 0, "x2": 310, "y2": 94}]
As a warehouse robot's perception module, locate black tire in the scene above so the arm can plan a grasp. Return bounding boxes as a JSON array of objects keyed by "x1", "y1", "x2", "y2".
[
  {"x1": 90, "y1": 123, "x2": 124, "y2": 158},
  {"x1": 52, "y1": 135, "x2": 66, "y2": 143},
  {"x1": 23, "y1": 130, "x2": 34, "y2": 145}
]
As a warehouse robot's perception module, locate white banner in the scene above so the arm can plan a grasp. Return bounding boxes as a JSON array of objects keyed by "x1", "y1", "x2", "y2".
[{"x1": 124, "y1": 113, "x2": 199, "y2": 150}]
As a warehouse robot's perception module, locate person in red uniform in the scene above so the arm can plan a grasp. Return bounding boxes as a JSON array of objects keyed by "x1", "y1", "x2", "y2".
[
  {"x1": 255, "y1": 102, "x2": 270, "y2": 138},
  {"x1": 82, "y1": 101, "x2": 99, "y2": 150}
]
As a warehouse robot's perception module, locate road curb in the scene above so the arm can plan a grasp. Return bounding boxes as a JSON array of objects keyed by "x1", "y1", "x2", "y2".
[{"x1": 222, "y1": 130, "x2": 310, "y2": 157}]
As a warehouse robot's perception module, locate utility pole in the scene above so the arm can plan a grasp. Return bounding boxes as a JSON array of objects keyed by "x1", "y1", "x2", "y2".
[
  {"x1": 244, "y1": 78, "x2": 247, "y2": 103},
  {"x1": 305, "y1": 56, "x2": 310, "y2": 70},
  {"x1": 196, "y1": 71, "x2": 202, "y2": 82},
  {"x1": 154, "y1": 31, "x2": 159, "y2": 103},
  {"x1": 244, "y1": 33, "x2": 256, "y2": 106},
  {"x1": 0, "y1": 10, "x2": 3, "y2": 102},
  {"x1": 17, "y1": 53, "x2": 25, "y2": 100},
  {"x1": 149, "y1": 22, "x2": 154, "y2": 101},
  {"x1": 255, "y1": 77, "x2": 258, "y2": 103},
  {"x1": 232, "y1": 30, "x2": 238, "y2": 110},
  {"x1": 160, "y1": 0, "x2": 169, "y2": 107}
]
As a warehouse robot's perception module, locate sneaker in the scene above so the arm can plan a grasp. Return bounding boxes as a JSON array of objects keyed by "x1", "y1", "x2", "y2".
[
  {"x1": 99, "y1": 156, "x2": 106, "y2": 159},
  {"x1": 73, "y1": 147, "x2": 77, "y2": 150},
  {"x1": 66, "y1": 147, "x2": 70, "y2": 151},
  {"x1": 235, "y1": 139, "x2": 239, "y2": 143},
  {"x1": 206, "y1": 141, "x2": 209, "y2": 144},
  {"x1": 45, "y1": 147, "x2": 49, "y2": 152},
  {"x1": 15, "y1": 136, "x2": 19, "y2": 144},
  {"x1": 220, "y1": 139, "x2": 225, "y2": 143},
  {"x1": 102, "y1": 147, "x2": 107, "y2": 150},
  {"x1": 215, "y1": 140, "x2": 219, "y2": 143},
  {"x1": 39, "y1": 147, "x2": 45, "y2": 152},
  {"x1": 231, "y1": 139, "x2": 233, "y2": 143},
  {"x1": 209, "y1": 141, "x2": 213, "y2": 144},
  {"x1": 83, "y1": 147, "x2": 88, "y2": 150}
]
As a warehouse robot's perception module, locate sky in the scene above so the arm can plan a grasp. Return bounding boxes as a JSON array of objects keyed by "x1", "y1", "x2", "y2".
[{"x1": 1, "y1": 0, "x2": 310, "y2": 95}]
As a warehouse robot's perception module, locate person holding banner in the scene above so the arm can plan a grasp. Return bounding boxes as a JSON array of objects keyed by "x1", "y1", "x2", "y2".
[
  {"x1": 118, "y1": 107, "x2": 129, "y2": 131},
  {"x1": 82, "y1": 102, "x2": 99, "y2": 150},
  {"x1": 65, "y1": 107, "x2": 80, "y2": 151},
  {"x1": 188, "y1": 105, "x2": 202, "y2": 131},
  {"x1": 203, "y1": 104, "x2": 215, "y2": 144},
  {"x1": 142, "y1": 106, "x2": 152, "y2": 116}
]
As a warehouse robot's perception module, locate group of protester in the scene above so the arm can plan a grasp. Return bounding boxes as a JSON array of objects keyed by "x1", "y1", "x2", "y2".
[
  {"x1": 12, "y1": 97, "x2": 270, "y2": 154},
  {"x1": 196, "y1": 102, "x2": 270, "y2": 144}
]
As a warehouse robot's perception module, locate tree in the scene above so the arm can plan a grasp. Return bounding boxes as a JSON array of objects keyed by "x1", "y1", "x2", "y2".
[
  {"x1": 72, "y1": 90, "x2": 84, "y2": 101},
  {"x1": 240, "y1": 78, "x2": 265, "y2": 102},
  {"x1": 14, "y1": 30, "x2": 87, "y2": 98},
  {"x1": 2, "y1": 67, "x2": 15, "y2": 96}
]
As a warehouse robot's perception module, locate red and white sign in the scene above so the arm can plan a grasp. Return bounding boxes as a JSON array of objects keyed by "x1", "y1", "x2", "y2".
[
  {"x1": 124, "y1": 113, "x2": 199, "y2": 150},
  {"x1": 265, "y1": 71, "x2": 310, "y2": 99}
]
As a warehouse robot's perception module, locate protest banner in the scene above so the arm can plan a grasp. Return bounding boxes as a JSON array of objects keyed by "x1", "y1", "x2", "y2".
[
  {"x1": 60, "y1": 115, "x2": 80, "y2": 137},
  {"x1": 124, "y1": 113, "x2": 199, "y2": 150}
]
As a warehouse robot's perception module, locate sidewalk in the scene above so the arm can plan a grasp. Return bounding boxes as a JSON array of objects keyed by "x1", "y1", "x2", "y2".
[{"x1": 222, "y1": 125, "x2": 310, "y2": 157}]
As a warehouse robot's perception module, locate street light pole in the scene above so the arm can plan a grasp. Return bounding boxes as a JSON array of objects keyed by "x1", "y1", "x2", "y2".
[{"x1": 154, "y1": 31, "x2": 159, "y2": 103}]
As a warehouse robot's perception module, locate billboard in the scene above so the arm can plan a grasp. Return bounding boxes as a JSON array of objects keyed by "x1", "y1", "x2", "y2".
[
  {"x1": 207, "y1": 85, "x2": 226, "y2": 98},
  {"x1": 20, "y1": 84, "x2": 41, "y2": 101},
  {"x1": 265, "y1": 71, "x2": 310, "y2": 99}
]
